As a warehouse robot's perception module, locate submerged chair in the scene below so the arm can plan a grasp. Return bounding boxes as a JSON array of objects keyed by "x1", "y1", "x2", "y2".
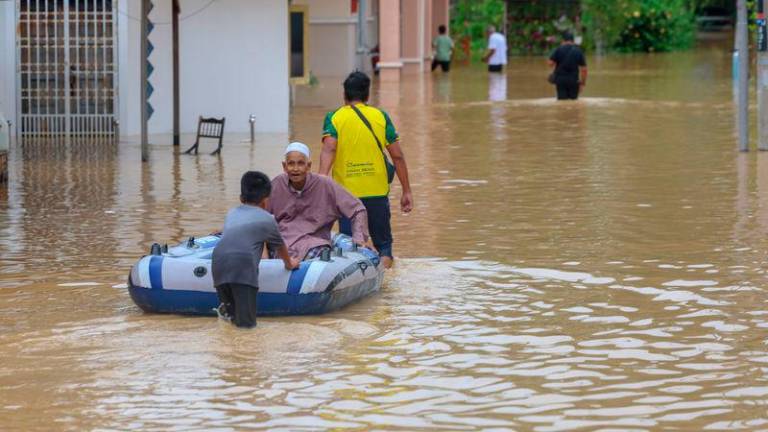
[{"x1": 184, "y1": 116, "x2": 226, "y2": 155}]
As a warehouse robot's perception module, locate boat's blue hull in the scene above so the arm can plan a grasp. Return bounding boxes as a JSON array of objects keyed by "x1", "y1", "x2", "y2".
[{"x1": 128, "y1": 274, "x2": 381, "y2": 316}]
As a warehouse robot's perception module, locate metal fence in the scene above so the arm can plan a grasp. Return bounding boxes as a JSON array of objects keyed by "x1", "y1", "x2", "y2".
[{"x1": 16, "y1": 0, "x2": 118, "y2": 140}]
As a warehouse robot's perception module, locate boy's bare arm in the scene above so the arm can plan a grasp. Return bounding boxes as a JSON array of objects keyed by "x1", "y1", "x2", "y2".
[{"x1": 276, "y1": 244, "x2": 299, "y2": 270}]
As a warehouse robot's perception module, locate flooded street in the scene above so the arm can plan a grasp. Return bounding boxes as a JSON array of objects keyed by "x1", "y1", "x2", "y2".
[{"x1": 3, "y1": 42, "x2": 768, "y2": 430}]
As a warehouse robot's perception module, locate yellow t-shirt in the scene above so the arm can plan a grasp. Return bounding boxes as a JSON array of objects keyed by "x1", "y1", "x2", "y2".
[{"x1": 322, "y1": 104, "x2": 400, "y2": 198}]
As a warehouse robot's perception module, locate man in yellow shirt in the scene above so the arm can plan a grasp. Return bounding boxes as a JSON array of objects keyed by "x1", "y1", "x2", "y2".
[{"x1": 319, "y1": 71, "x2": 413, "y2": 268}]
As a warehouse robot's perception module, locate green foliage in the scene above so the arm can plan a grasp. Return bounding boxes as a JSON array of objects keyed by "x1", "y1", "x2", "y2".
[
  {"x1": 450, "y1": 0, "x2": 506, "y2": 61},
  {"x1": 583, "y1": 0, "x2": 696, "y2": 53},
  {"x1": 616, "y1": 0, "x2": 695, "y2": 52},
  {"x1": 451, "y1": 0, "x2": 715, "y2": 57},
  {"x1": 748, "y1": 0, "x2": 758, "y2": 33}
]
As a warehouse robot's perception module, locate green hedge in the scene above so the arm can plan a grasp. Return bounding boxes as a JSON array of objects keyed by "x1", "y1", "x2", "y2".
[
  {"x1": 450, "y1": 0, "x2": 704, "y2": 57},
  {"x1": 583, "y1": 0, "x2": 696, "y2": 53}
]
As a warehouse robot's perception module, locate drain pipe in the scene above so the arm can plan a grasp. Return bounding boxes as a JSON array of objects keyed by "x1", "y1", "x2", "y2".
[
  {"x1": 249, "y1": 114, "x2": 256, "y2": 144},
  {"x1": 356, "y1": 0, "x2": 368, "y2": 71}
]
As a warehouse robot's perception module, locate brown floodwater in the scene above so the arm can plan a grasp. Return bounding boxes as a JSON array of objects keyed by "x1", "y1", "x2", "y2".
[{"x1": 3, "y1": 41, "x2": 768, "y2": 431}]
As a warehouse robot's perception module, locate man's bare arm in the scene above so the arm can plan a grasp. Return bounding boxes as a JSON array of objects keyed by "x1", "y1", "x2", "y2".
[
  {"x1": 319, "y1": 136, "x2": 338, "y2": 176},
  {"x1": 482, "y1": 48, "x2": 495, "y2": 63},
  {"x1": 386, "y1": 142, "x2": 413, "y2": 213}
]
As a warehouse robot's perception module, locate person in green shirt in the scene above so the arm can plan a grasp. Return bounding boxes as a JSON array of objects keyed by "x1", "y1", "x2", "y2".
[{"x1": 431, "y1": 25, "x2": 454, "y2": 72}]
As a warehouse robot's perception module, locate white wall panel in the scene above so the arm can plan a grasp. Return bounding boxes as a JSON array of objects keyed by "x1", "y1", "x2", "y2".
[
  {"x1": 1, "y1": 1, "x2": 18, "y2": 136},
  {"x1": 118, "y1": 0, "x2": 289, "y2": 137},
  {"x1": 179, "y1": 0, "x2": 288, "y2": 134}
]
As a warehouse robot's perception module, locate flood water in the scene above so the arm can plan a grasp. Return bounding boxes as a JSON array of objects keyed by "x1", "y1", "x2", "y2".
[{"x1": 3, "y1": 42, "x2": 768, "y2": 430}]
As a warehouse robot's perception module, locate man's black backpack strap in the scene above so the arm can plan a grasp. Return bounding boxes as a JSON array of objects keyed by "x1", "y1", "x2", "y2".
[{"x1": 349, "y1": 104, "x2": 396, "y2": 184}]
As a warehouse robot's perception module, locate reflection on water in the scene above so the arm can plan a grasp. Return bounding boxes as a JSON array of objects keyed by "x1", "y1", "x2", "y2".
[
  {"x1": 488, "y1": 72, "x2": 508, "y2": 102},
  {"x1": 3, "y1": 45, "x2": 768, "y2": 430}
]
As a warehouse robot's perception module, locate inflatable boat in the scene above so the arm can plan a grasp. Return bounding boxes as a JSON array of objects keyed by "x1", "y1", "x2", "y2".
[{"x1": 127, "y1": 234, "x2": 383, "y2": 316}]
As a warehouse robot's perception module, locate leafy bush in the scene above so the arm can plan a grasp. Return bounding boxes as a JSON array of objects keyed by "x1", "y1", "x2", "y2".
[
  {"x1": 615, "y1": 0, "x2": 695, "y2": 52},
  {"x1": 583, "y1": 0, "x2": 696, "y2": 53}
]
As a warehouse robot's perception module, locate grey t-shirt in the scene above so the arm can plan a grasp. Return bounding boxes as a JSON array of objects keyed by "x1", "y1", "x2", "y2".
[{"x1": 211, "y1": 205, "x2": 284, "y2": 288}]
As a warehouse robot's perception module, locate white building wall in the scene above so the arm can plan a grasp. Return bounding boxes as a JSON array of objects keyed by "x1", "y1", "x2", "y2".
[
  {"x1": 0, "y1": 1, "x2": 17, "y2": 136},
  {"x1": 119, "y1": 0, "x2": 289, "y2": 138},
  {"x1": 179, "y1": 0, "x2": 288, "y2": 134}
]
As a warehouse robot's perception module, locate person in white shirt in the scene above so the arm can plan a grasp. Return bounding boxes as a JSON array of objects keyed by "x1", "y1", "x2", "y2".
[{"x1": 482, "y1": 26, "x2": 508, "y2": 73}]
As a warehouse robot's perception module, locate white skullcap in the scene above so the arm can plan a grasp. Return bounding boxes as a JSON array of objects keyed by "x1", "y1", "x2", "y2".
[{"x1": 285, "y1": 142, "x2": 310, "y2": 159}]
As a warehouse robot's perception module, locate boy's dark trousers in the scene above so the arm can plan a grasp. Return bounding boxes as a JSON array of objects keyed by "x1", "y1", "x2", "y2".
[
  {"x1": 431, "y1": 59, "x2": 451, "y2": 72},
  {"x1": 216, "y1": 283, "x2": 259, "y2": 328}
]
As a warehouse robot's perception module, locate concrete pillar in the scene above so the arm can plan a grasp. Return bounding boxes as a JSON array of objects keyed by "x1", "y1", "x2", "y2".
[
  {"x1": 419, "y1": 0, "x2": 427, "y2": 68},
  {"x1": 378, "y1": 0, "x2": 402, "y2": 80},
  {"x1": 424, "y1": 0, "x2": 433, "y2": 62},
  {"x1": 401, "y1": 0, "x2": 420, "y2": 73}
]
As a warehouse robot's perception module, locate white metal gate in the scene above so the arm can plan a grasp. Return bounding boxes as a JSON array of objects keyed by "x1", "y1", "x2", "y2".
[{"x1": 16, "y1": 0, "x2": 118, "y2": 140}]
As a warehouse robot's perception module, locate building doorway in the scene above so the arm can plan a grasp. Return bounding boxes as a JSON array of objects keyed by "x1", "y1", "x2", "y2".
[{"x1": 17, "y1": 0, "x2": 118, "y2": 140}]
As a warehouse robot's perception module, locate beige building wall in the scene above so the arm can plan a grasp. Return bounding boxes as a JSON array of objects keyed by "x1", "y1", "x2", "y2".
[
  {"x1": 379, "y1": 0, "x2": 450, "y2": 78},
  {"x1": 294, "y1": 0, "x2": 449, "y2": 81},
  {"x1": 295, "y1": 0, "x2": 378, "y2": 77}
]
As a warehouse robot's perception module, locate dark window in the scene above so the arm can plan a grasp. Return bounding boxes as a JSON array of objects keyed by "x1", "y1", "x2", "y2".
[{"x1": 290, "y1": 11, "x2": 305, "y2": 79}]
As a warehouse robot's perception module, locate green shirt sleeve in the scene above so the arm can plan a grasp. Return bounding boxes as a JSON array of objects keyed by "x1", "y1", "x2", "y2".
[
  {"x1": 322, "y1": 111, "x2": 337, "y2": 139},
  {"x1": 383, "y1": 111, "x2": 399, "y2": 144}
]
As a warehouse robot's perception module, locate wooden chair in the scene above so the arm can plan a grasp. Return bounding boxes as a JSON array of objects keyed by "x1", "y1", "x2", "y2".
[{"x1": 184, "y1": 116, "x2": 225, "y2": 155}]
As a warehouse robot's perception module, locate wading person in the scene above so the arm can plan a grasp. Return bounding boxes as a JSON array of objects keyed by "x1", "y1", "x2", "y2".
[
  {"x1": 268, "y1": 142, "x2": 370, "y2": 260},
  {"x1": 212, "y1": 171, "x2": 298, "y2": 328},
  {"x1": 431, "y1": 25, "x2": 454, "y2": 72},
  {"x1": 548, "y1": 31, "x2": 587, "y2": 100},
  {"x1": 482, "y1": 25, "x2": 507, "y2": 73},
  {"x1": 320, "y1": 71, "x2": 414, "y2": 269}
]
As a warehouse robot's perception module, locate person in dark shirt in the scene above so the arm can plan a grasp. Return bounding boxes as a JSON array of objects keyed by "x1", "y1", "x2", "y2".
[
  {"x1": 548, "y1": 31, "x2": 588, "y2": 100},
  {"x1": 212, "y1": 171, "x2": 298, "y2": 328}
]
